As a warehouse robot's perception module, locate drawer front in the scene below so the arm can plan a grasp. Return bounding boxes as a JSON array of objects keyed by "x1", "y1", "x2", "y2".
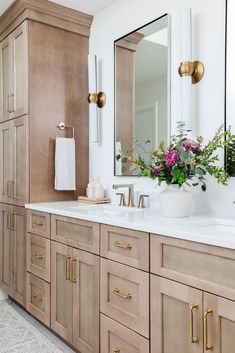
[
  {"x1": 100, "y1": 259, "x2": 149, "y2": 338},
  {"x1": 51, "y1": 214, "x2": 99, "y2": 254},
  {"x1": 27, "y1": 210, "x2": 50, "y2": 238},
  {"x1": 100, "y1": 224, "x2": 149, "y2": 270},
  {"x1": 26, "y1": 273, "x2": 50, "y2": 326},
  {"x1": 151, "y1": 234, "x2": 235, "y2": 301},
  {"x1": 101, "y1": 314, "x2": 149, "y2": 353},
  {"x1": 27, "y1": 233, "x2": 50, "y2": 282}
]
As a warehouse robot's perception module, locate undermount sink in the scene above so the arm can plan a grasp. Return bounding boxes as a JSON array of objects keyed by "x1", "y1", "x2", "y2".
[
  {"x1": 69, "y1": 204, "x2": 142, "y2": 216},
  {"x1": 191, "y1": 218, "x2": 235, "y2": 234}
]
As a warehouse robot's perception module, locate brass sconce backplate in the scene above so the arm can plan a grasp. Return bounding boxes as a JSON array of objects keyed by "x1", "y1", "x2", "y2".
[
  {"x1": 88, "y1": 91, "x2": 106, "y2": 108},
  {"x1": 178, "y1": 60, "x2": 205, "y2": 84}
]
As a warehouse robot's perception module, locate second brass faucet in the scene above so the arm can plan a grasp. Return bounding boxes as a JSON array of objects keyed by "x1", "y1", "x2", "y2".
[{"x1": 113, "y1": 184, "x2": 134, "y2": 207}]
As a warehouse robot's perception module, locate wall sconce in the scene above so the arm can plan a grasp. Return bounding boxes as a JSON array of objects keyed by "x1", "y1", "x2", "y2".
[
  {"x1": 178, "y1": 8, "x2": 205, "y2": 131},
  {"x1": 87, "y1": 91, "x2": 106, "y2": 108},
  {"x1": 178, "y1": 60, "x2": 204, "y2": 84}
]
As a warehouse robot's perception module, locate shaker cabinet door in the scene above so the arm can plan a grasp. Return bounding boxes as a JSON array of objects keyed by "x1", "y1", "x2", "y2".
[
  {"x1": 151, "y1": 275, "x2": 203, "y2": 353},
  {"x1": 0, "y1": 35, "x2": 13, "y2": 122}
]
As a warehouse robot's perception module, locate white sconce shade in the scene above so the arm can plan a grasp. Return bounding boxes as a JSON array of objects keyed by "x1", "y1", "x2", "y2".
[
  {"x1": 88, "y1": 54, "x2": 100, "y2": 143},
  {"x1": 180, "y1": 7, "x2": 192, "y2": 131}
]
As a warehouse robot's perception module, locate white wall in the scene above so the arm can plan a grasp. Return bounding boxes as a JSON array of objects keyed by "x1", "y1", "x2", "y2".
[{"x1": 89, "y1": 0, "x2": 235, "y2": 216}]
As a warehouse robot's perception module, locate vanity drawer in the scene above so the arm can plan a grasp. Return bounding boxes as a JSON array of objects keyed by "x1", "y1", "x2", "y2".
[
  {"x1": 27, "y1": 233, "x2": 50, "y2": 282},
  {"x1": 27, "y1": 210, "x2": 50, "y2": 238},
  {"x1": 101, "y1": 314, "x2": 149, "y2": 353},
  {"x1": 151, "y1": 234, "x2": 235, "y2": 301},
  {"x1": 51, "y1": 214, "x2": 99, "y2": 254},
  {"x1": 26, "y1": 273, "x2": 50, "y2": 327},
  {"x1": 100, "y1": 224, "x2": 149, "y2": 270},
  {"x1": 100, "y1": 259, "x2": 149, "y2": 338}
]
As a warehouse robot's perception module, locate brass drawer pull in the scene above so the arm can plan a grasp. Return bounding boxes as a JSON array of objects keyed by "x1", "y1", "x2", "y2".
[
  {"x1": 65, "y1": 255, "x2": 72, "y2": 280},
  {"x1": 71, "y1": 258, "x2": 77, "y2": 283},
  {"x1": 114, "y1": 288, "x2": 132, "y2": 300},
  {"x1": 204, "y1": 309, "x2": 213, "y2": 351},
  {"x1": 113, "y1": 348, "x2": 120, "y2": 353},
  {"x1": 113, "y1": 241, "x2": 132, "y2": 250},
  {"x1": 32, "y1": 293, "x2": 43, "y2": 302},
  {"x1": 190, "y1": 304, "x2": 199, "y2": 343},
  {"x1": 32, "y1": 219, "x2": 44, "y2": 226},
  {"x1": 33, "y1": 253, "x2": 44, "y2": 261}
]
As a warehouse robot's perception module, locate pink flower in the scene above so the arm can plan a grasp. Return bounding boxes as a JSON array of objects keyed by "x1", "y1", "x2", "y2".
[
  {"x1": 165, "y1": 150, "x2": 179, "y2": 167},
  {"x1": 182, "y1": 139, "x2": 199, "y2": 152},
  {"x1": 152, "y1": 166, "x2": 161, "y2": 176}
]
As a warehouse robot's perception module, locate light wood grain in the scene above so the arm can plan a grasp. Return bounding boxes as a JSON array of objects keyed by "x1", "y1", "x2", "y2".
[
  {"x1": 72, "y1": 249, "x2": 99, "y2": 353},
  {"x1": 27, "y1": 210, "x2": 50, "y2": 238},
  {"x1": 0, "y1": 0, "x2": 93, "y2": 41},
  {"x1": 0, "y1": 35, "x2": 12, "y2": 122},
  {"x1": 151, "y1": 234, "x2": 235, "y2": 301},
  {"x1": 101, "y1": 314, "x2": 149, "y2": 353},
  {"x1": 100, "y1": 258, "x2": 149, "y2": 338},
  {"x1": 26, "y1": 233, "x2": 50, "y2": 282},
  {"x1": 151, "y1": 275, "x2": 203, "y2": 353},
  {"x1": 101, "y1": 224, "x2": 149, "y2": 270},
  {"x1": 26, "y1": 272, "x2": 50, "y2": 327},
  {"x1": 51, "y1": 214, "x2": 99, "y2": 254}
]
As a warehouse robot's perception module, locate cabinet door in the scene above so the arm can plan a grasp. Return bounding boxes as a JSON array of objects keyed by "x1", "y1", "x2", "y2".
[
  {"x1": 72, "y1": 248, "x2": 99, "y2": 353},
  {"x1": 12, "y1": 116, "x2": 29, "y2": 206},
  {"x1": 203, "y1": 293, "x2": 235, "y2": 353},
  {"x1": 0, "y1": 35, "x2": 13, "y2": 122},
  {"x1": 12, "y1": 206, "x2": 26, "y2": 306},
  {"x1": 0, "y1": 120, "x2": 14, "y2": 204},
  {"x1": 0, "y1": 203, "x2": 13, "y2": 296},
  {"x1": 151, "y1": 275, "x2": 203, "y2": 353},
  {"x1": 11, "y1": 21, "x2": 28, "y2": 118},
  {"x1": 51, "y1": 241, "x2": 73, "y2": 342}
]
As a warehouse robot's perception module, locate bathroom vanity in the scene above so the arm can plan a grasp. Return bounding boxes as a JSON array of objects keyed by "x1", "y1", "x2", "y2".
[{"x1": 23, "y1": 201, "x2": 235, "y2": 353}]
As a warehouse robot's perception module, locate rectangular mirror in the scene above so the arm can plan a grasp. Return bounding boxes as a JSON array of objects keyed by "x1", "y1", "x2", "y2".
[
  {"x1": 114, "y1": 14, "x2": 170, "y2": 176},
  {"x1": 225, "y1": 0, "x2": 235, "y2": 175}
]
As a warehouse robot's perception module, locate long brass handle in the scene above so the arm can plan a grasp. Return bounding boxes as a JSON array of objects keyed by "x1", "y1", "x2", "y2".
[
  {"x1": 32, "y1": 293, "x2": 43, "y2": 302},
  {"x1": 65, "y1": 255, "x2": 72, "y2": 280},
  {"x1": 114, "y1": 288, "x2": 132, "y2": 300},
  {"x1": 10, "y1": 213, "x2": 15, "y2": 230},
  {"x1": 71, "y1": 258, "x2": 77, "y2": 283},
  {"x1": 10, "y1": 180, "x2": 15, "y2": 199},
  {"x1": 113, "y1": 348, "x2": 120, "y2": 353},
  {"x1": 32, "y1": 219, "x2": 44, "y2": 226},
  {"x1": 204, "y1": 309, "x2": 213, "y2": 351},
  {"x1": 7, "y1": 180, "x2": 11, "y2": 198},
  {"x1": 33, "y1": 253, "x2": 44, "y2": 261},
  {"x1": 7, "y1": 94, "x2": 12, "y2": 113},
  {"x1": 190, "y1": 304, "x2": 199, "y2": 343},
  {"x1": 7, "y1": 213, "x2": 11, "y2": 230},
  {"x1": 10, "y1": 93, "x2": 14, "y2": 112},
  {"x1": 113, "y1": 241, "x2": 132, "y2": 250}
]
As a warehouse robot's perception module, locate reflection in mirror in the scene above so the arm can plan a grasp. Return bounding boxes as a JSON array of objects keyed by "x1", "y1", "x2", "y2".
[
  {"x1": 226, "y1": 0, "x2": 235, "y2": 176},
  {"x1": 114, "y1": 14, "x2": 170, "y2": 176}
]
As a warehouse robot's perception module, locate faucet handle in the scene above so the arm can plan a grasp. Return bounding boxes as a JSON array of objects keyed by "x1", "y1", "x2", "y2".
[
  {"x1": 138, "y1": 194, "x2": 149, "y2": 208},
  {"x1": 116, "y1": 193, "x2": 126, "y2": 207}
]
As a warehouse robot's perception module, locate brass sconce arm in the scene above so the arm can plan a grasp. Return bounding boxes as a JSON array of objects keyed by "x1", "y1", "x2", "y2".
[
  {"x1": 178, "y1": 60, "x2": 205, "y2": 84},
  {"x1": 88, "y1": 91, "x2": 106, "y2": 108}
]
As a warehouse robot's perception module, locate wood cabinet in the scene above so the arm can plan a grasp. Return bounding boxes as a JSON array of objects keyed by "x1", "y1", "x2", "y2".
[
  {"x1": 0, "y1": 115, "x2": 28, "y2": 206},
  {"x1": 0, "y1": 21, "x2": 28, "y2": 122},
  {"x1": 151, "y1": 266, "x2": 235, "y2": 353},
  {"x1": 51, "y1": 241, "x2": 99, "y2": 353},
  {"x1": 0, "y1": 203, "x2": 26, "y2": 306}
]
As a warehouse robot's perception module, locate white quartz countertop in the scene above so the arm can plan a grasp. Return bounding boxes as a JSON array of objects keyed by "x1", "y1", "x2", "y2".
[{"x1": 25, "y1": 201, "x2": 235, "y2": 250}]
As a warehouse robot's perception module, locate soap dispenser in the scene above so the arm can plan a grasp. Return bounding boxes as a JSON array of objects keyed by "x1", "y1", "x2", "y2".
[
  {"x1": 86, "y1": 177, "x2": 95, "y2": 198},
  {"x1": 94, "y1": 177, "x2": 104, "y2": 198}
]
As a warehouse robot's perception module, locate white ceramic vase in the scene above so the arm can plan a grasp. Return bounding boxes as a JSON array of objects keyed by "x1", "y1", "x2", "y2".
[{"x1": 159, "y1": 184, "x2": 192, "y2": 218}]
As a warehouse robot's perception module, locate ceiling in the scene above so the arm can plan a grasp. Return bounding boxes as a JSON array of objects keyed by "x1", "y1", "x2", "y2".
[{"x1": 0, "y1": 0, "x2": 117, "y2": 16}]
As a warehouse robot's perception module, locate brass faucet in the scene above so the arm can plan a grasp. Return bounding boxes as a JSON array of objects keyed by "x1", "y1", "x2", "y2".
[{"x1": 113, "y1": 184, "x2": 135, "y2": 207}]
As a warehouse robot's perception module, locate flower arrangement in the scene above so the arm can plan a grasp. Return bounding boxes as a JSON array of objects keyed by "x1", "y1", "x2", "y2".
[{"x1": 116, "y1": 122, "x2": 233, "y2": 191}]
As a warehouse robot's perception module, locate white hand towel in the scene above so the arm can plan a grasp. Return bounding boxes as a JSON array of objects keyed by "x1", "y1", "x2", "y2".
[{"x1": 55, "y1": 137, "x2": 76, "y2": 191}]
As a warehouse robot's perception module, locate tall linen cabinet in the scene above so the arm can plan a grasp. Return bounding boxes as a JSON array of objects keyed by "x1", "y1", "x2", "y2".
[{"x1": 0, "y1": 0, "x2": 92, "y2": 306}]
